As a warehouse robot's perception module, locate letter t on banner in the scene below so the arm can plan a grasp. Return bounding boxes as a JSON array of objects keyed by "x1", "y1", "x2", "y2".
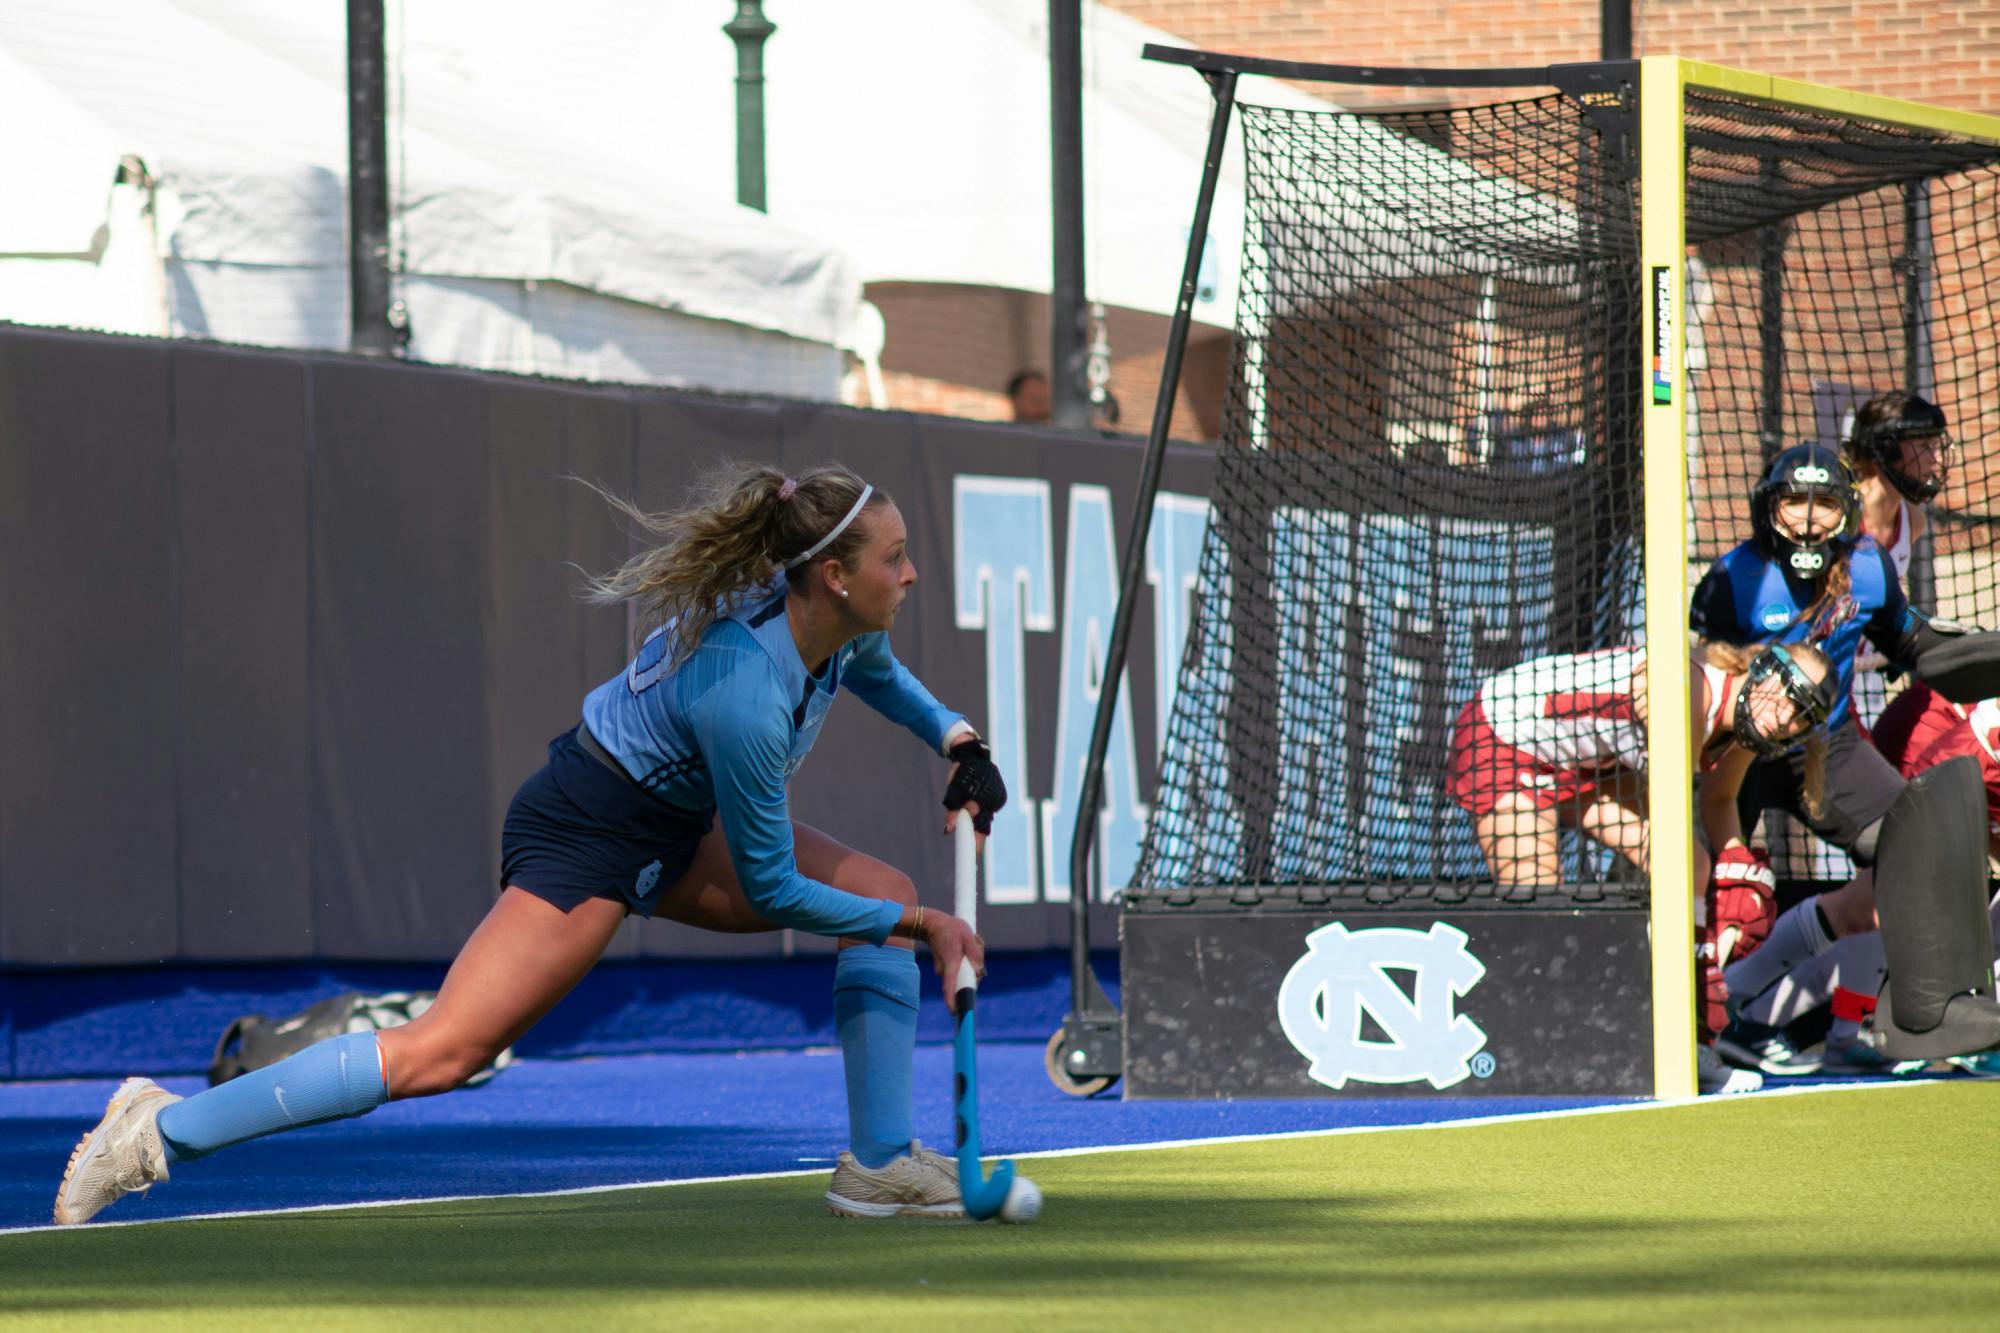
[{"x1": 953, "y1": 477, "x2": 1055, "y2": 905}]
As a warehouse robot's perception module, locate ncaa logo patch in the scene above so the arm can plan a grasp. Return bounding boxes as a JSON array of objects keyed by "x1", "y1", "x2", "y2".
[
  {"x1": 1759, "y1": 603, "x2": 1794, "y2": 631},
  {"x1": 635, "y1": 859, "x2": 663, "y2": 895},
  {"x1": 1276, "y1": 922, "x2": 1488, "y2": 1090}
]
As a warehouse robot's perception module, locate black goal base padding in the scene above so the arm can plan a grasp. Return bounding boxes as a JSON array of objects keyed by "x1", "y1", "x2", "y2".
[{"x1": 1120, "y1": 908, "x2": 1652, "y2": 1099}]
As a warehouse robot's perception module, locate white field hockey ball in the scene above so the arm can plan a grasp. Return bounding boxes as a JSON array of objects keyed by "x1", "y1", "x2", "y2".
[{"x1": 1000, "y1": 1174, "x2": 1042, "y2": 1224}]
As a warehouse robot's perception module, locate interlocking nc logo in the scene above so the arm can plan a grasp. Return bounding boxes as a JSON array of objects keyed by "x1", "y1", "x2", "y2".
[{"x1": 1276, "y1": 922, "x2": 1489, "y2": 1090}]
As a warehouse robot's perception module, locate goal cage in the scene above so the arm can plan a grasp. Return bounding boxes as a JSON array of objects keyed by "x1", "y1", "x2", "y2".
[{"x1": 1072, "y1": 49, "x2": 2000, "y2": 1100}]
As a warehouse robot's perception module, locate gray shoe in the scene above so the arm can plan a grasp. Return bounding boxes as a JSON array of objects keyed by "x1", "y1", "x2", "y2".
[
  {"x1": 825, "y1": 1138, "x2": 965, "y2": 1219},
  {"x1": 1821, "y1": 1035, "x2": 1927, "y2": 1079},
  {"x1": 54, "y1": 1077, "x2": 181, "y2": 1225},
  {"x1": 1697, "y1": 1043, "x2": 1764, "y2": 1095}
]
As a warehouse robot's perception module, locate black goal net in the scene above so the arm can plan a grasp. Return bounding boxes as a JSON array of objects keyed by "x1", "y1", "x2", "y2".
[{"x1": 1131, "y1": 84, "x2": 2000, "y2": 911}]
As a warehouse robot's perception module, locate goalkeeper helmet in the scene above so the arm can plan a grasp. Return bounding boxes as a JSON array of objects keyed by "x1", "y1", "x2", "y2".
[
  {"x1": 1732, "y1": 643, "x2": 1836, "y2": 758},
  {"x1": 1847, "y1": 392, "x2": 1952, "y2": 504},
  {"x1": 1751, "y1": 444, "x2": 1860, "y2": 578}
]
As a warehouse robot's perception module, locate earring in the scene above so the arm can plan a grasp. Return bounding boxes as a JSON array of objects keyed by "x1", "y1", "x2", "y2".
[{"x1": 839, "y1": 589, "x2": 849, "y2": 599}]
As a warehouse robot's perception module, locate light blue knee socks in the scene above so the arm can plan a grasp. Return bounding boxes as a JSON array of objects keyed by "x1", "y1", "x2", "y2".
[
  {"x1": 156, "y1": 1030, "x2": 389, "y2": 1163},
  {"x1": 833, "y1": 945, "x2": 919, "y2": 1169}
]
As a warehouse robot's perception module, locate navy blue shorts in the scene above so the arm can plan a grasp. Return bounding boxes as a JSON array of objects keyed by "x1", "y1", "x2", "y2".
[{"x1": 500, "y1": 726, "x2": 715, "y2": 916}]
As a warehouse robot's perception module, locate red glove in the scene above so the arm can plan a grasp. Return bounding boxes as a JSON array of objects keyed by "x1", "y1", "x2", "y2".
[
  {"x1": 1696, "y1": 941, "x2": 1730, "y2": 1042},
  {"x1": 1705, "y1": 846, "x2": 1777, "y2": 963},
  {"x1": 1695, "y1": 847, "x2": 1776, "y2": 1041}
]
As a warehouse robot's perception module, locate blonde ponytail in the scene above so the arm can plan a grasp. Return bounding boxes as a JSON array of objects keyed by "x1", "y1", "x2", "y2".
[{"x1": 581, "y1": 462, "x2": 881, "y2": 662}]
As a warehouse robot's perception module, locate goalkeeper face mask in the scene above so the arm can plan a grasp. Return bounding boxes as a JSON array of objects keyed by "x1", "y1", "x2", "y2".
[
  {"x1": 1733, "y1": 643, "x2": 1835, "y2": 758},
  {"x1": 1751, "y1": 444, "x2": 1861, "y2": 578},
  {"x1": 1852, "y1": 396, "x2": 1953, "y2": 504}
]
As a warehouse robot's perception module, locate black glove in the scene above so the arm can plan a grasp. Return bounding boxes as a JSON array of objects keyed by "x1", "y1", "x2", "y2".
[{"x1": 943, "y1": 737, "x2": 1008, "y2": 835}]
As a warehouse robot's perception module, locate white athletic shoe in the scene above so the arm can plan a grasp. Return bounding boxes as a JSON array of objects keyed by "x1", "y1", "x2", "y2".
[
  {"x1": 53, "y1": 1077, "x2": 181, "y2": 1225},
  {"x1": 1697, "y1": 1043, "x2": 1764, "y2": 1096},
  {"x1": 825, "y1": 1139, "x2": 965, "y2": 1219}
]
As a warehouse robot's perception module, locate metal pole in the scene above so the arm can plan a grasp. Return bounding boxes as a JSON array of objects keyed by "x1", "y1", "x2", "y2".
[
  {"x1": 1062, "y1": 70, "x2": 1238, "y2": 1073},
  {"x1": 1601, "y1": 0, "x2": 1632, "y2": 60},
  {"x1": 725, "y1": 1, "x2": 776, "y2": 213},
  {"x1": 1758, "y1": 166, "x2": 1786, "y2": 456},
  {"x1": 1050, "y1": 0, "x2": 1089, "y2": 428},
  {"x1": 346, "y1": 0, "x2": 395, "y2": 356},
  {"x1": 1902, "y1": 179, "x2": 1936, "y2": 399}
]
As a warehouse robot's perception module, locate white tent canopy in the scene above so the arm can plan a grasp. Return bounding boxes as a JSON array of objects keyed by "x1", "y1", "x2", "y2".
[{"x1": 0, "y1": 0, "x2": 861, "y2": 395}]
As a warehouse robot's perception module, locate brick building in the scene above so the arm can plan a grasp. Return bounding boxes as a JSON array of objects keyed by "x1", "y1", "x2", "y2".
[{"x1": 877, "y1": 2, "x2": 1997, "y2": 451}]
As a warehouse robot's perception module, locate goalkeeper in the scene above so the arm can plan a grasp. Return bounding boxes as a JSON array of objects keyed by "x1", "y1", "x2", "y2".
[
  {"x1": 53, "y1": 463, "x2": 1008, "y2": 1226},
  {"x1": 1693, "y1": 444, "x2": 2000, "y2": 1073}
]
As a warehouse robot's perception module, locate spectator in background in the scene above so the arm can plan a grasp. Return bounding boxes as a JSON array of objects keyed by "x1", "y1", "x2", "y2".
[
  {"x1": 1007, "y1": 369, "x2": 1052, "y2": 425},
  {"x1": 1092, "y1": 389, "x2": 1122, "y2": 431}
]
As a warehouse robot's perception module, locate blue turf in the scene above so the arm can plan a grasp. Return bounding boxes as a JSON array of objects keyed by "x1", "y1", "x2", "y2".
[{"x1": 1, "y1": 1045, "x2": 1630, "y2": 1229}]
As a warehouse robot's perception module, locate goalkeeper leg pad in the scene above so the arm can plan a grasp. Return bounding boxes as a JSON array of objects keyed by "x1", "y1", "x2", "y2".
[{"x1": 1871, "y1": 756, "x2": 2000, "y2": 1059}]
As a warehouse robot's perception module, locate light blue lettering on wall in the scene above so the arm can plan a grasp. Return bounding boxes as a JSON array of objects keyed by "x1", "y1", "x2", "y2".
[
  {"x1": 1146, "y1": 493, "x2": 1212, "y2": 728},
  {"x1": 952, "y1": 476, "x2": 1055, "y2": 905},
  {"x1": 1354, "y1": 513, "x2": 1435, "y2": 879},
  {"x1": 1269, "y1": 506, "x2": 1353, "y2": 881},
  {"x1": 1042, "y1": 484, "x2": 1148, "y2": 903},
  {"x1": 1143, "y1": 494, "x2": 1244, "y2": 885}
]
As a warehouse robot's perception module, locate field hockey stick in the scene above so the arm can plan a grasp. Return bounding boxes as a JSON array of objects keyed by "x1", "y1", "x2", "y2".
[{"x1": 951, "y1": 815, "x2": 1015, "y2": 1220}]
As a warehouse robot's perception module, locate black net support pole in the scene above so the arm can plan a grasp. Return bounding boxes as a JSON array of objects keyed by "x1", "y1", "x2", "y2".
[
  {"x1": 1759, "y1": 162, "x2": 1787, "y2": 456},
  {"x1": 1050, "y1": 0, "x2": 1090, "y2": 429},
  {"x1": 1600, "y1": 0, "x2": 1632, "y2": 60},
  {"x1": 1058, "y1": 62, "x2": 1238, "y2": 1081},
  {"x1": 346, "y1": 0, "x2": 396, "y2": 357},
  {"x1": 1902, "y1": 178, "x2": 1936, "y2": 399}
]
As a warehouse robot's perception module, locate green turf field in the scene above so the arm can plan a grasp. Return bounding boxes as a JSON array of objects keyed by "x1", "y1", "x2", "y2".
[{"x1": 3, "y1": 1083, "x2": 1993, "y2": 1331}]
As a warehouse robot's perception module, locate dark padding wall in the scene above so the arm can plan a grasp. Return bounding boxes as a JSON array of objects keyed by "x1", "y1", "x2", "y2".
[{"x1": 0, "y1": 327, "x2": 1213, "y2": 965}]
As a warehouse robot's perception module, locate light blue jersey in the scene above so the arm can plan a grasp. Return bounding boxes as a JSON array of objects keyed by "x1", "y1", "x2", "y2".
[{"x1": 582, "y1": 581, "x2": 964, "y2": 943}]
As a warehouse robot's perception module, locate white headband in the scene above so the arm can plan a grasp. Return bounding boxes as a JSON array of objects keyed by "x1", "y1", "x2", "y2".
[{"x1": 784, "y1": 484, "x2": 874, "y2": 569}]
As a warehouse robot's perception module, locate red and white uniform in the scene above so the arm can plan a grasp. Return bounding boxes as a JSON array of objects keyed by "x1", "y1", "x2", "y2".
[
  {"x1": 1872, "y1": 497, "x2": 1917, "y2": 581},
  {"x1": 1449, "y1": 648, "x2": 1649, "y2": 815},
  {"x1": 1873, "y1": 680, "x2": 2000, "y2": 836}
]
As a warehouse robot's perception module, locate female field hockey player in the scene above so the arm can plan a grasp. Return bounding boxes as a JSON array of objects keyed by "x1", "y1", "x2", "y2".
[
  {"x1": 1449, "y1": 641, "x2": 1834, "y2": 891},
  {"x1": 1847, "y1": 391, "x2": 1951, "y2": 707},
  {"x1": 54, "y1": 463, "x2": 1006, "y2": 1225},
  {"x1": 1448, "y1": 638, "x2": 1835, "y2": 1092}
]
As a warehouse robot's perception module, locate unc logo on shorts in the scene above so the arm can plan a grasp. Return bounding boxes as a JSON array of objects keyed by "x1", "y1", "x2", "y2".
[
  {"x1": 1276, "y1": 922, "x2": 1489, "y2": 1091},
  {"x1": 635, "y1": 859, "x2": 663, "y2": 896}
]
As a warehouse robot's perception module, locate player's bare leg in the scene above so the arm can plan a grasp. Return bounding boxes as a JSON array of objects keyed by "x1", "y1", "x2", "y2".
[
  {"x1": 1576, "y1": 771, "x2": 1649, "y2": 872},
  {"x1": 1475, "y1": 796, "x2": 1561, "y2": 886},
  {"x1": 56, "y1": 884, "x2": 626, "y2": 1225},
  {"x1": 378, "y1": 889, "x2": 627, "y2": 1098}
]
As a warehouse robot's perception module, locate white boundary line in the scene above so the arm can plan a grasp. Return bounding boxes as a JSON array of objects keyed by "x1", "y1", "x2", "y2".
[{"x1": 0, "y1": 1077, "x2": 1949, "y2": 1239}]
